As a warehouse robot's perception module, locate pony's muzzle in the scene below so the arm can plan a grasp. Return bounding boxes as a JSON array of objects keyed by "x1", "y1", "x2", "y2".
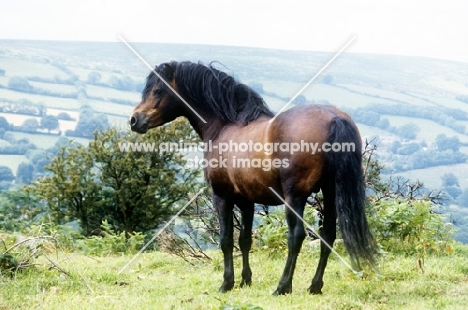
[
  {"x1": 129, "y1": 114, "x2": 148, "y2": 133},
  {"x1": 130, "y1": 116, "x2": 138, "y2": 128}
]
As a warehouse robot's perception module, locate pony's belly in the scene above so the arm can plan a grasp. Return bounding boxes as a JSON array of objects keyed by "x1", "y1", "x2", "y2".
[{"x1": 206, "y1": 162, "x2": 283, "y2": 204}]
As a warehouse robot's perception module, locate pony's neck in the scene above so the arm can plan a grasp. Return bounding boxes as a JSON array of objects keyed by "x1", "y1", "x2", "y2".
[{"x1": 185, "y1": 112, "x2": 225, "y2": 142}]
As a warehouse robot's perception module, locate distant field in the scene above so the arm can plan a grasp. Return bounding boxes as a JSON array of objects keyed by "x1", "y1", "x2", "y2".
[
  {"x1": 304, "y1": 84, "x2": 395, "y2": 109},
  {"x1": 29, "y1": 81, "x2": 77, "y2": 94},
  {"x1": 87, "y1": 99, "x2": 133, "y2": 116},
  {"x1": 8, "y1": 131, "x2": 89, "y2": 149},
  {"x1": 384, "y1": 115, "x2": 468, "y2": 143},
  {"x1": 0, "y1": 57, "x2": 68, "y2": 79},
  {"x1": 0, "y1": 139, "x2": 11, "y2": 147},
  {"x1": 0, "y1": 112, "x2": 41, "y2": 127},
  {"x1": 0, "y1": 112, "x2": 77, "y2": 133},
  {"x1": 394, "y1": 162, "x2": 468, "y2": 190},
  {"x1": 67, "y1": 66, "x2": 144, "y2": 86},
  {"x1": 107, "y1": 115, "x2": 129, "y2": 128},
  {"x1": 0, "y1": 76, "x2": 8, "y2": 87},
  {"x1": 86, "y1": 84, "x2": 139, "y2": 102},
  {"x1": 259, "y1": 81, "x2": 389, "y2": 109},
  {"x1": 66, "y1": 66, "x2": 95, "y2": 81},
  {"x1": 8, "y1": 131, "x2": 64, "y2": 149},
  {"x1": 47, "y1": 108, "x2": 79, "y2": 120},
  {"x1": 0, "y1": 88, "x2": 81, "y2": 109},
  {"x1": 355, "y1": 123, "x2": 397, "y2": 142},
  {"x1": 341, "y1": 84, "x2": 438, "y2": 107},
  {"x1": 414, "y1": 93, "x2": 468, "y2": 113},
  {"x1": 0, "y1": 154, "x2": 28, "y2": 174}
]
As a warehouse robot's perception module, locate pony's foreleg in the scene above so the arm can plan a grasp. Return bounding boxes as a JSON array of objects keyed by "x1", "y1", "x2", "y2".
[
  {"x1": 214, "y1": 194, "x2": 235, "y2": 292},
  {"x1": 273, "y1": 196, "x2": 306, "y2": 295},
  {"x1": 238, "y1": 202, "x2": 254, "y2": 287}
]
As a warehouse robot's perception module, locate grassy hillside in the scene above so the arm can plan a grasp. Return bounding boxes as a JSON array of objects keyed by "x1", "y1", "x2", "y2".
[{"x1": 1, "y1": 246, "x2": 468, "y2": 309}]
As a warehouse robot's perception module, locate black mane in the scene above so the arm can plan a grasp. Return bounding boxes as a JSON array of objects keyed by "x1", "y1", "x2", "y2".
[{"x1": 143, "y1": 61, "x2": 273, "y2": 125}]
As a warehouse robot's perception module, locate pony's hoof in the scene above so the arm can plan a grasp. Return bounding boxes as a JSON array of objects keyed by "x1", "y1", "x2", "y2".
[
  {"x1": 219, "y1": 281, "x2": 234, "y2": 293},
  {"x1": 240, "y1": 279, "x2": 251, "y2": 288},
  {"x1": 308, "y1": 281, "x2": 323, "y2": 294},
  {"x1": 273, "y1": 284, "x2": 292, "y2": 295}
]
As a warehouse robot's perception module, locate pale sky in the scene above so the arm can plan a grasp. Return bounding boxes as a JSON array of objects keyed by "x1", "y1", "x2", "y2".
[{"x1": 1, "y1": 0, "x2": 468, "y2": 63}]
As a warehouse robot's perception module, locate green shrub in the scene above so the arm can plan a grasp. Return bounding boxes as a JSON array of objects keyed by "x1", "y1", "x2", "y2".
[
  {"x1": 367, "y1": 198, "x2": 455, "y2": 256},
  {"x1": 255, "y1": 208, "x2": 319, "y2": 257},
  {"x1": 77, "y1": 220, "x2": 144, "y2": 256}
]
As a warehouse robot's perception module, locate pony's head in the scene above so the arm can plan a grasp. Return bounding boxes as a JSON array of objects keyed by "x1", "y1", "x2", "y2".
[
  {"x1": 130, "y1": 62, "x2": 182, "y2": 133},
  {"x1": 130, "y1": 61, "x2": 273, "y2": 135}
]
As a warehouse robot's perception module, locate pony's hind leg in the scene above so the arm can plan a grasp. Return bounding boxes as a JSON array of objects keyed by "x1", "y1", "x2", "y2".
[
  {"x1": 214, "y1": 194, "x2": 235, "y2": 292},
  {"x1": 308, "y1": 185, "x2": 336, "y2": 294},
  {"x1": 237, "y1": 202, "x2": 254, "y2": 287},
  {"x1": 273, "y1": 195, "x2": 307, "y2": 295}
]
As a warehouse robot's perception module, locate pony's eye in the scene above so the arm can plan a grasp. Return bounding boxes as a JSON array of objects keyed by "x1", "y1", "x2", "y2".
[{"x1": 154, "y1": 89, "x2": 163, "y2": 97}]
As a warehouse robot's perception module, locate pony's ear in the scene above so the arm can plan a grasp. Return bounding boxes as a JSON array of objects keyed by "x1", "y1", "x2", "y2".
[{"x1": 163, "y1": 63, "x2": 175, "y2": 81}]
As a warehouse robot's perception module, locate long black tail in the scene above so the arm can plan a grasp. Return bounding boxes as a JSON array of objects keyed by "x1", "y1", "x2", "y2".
[{"x1": 325, "y1": 117, "x2": 377, "y2": 268}]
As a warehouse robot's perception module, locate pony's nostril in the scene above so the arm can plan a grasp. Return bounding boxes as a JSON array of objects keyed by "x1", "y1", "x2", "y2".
[{"x1": 130, "y1": 116, "x2": 137, "y2": 127}]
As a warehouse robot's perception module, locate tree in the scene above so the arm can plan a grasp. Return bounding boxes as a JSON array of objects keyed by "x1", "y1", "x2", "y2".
[
  {"x1": 16, "y1": 162, "x2": 34, "y2": 184},
  {"x1": 87, "y1": 71, "x2": 102, "y2": 84},
  {"x1": 40, "y1": 115, "x2": 59, "y2": 133},
  {"x1": 108, "y1": 75, "x2": 135, "y2": 91},
  {"x1": 0, "y1": 166, "x2": 14, "y2": 182},
  {"x1": 0, "y1": 116, "x2": 9, "y2": 131},
  {"x1": 436, "y1": 134, "x2": 460, "y2": 152},
  {"x1": 293, "y1": 94, "x2": 307, "y2": 105},
  {"x1": 57, "y1": 112, "x2": 73, "y2": 121},
  {"x1": 457, "y1": 189, "x2": 468, "y2": 208},
  {"x1": 377, "y1": 118, "x2": 390, "y2": 130},
  {"x1": 30, "y1": 119, "x2": 201, "y2": 236},
  {"x1": 441, "y1": 173, "x2": 460, "y2": 188},
  {"x1": 322, "y1": 74, "x2": 334, "y2": 84},
  {"x1": 21, "y1": 118, "x2": 39, "y2": 133},
  {"x1": 29, "y1": 151, "x2": 50, "y2": 175},
  {"x1": 0, "y1": 187, "x2": 43, "y2": 231},
  {"x1": 8, "y1": 76, "x2": 32, "y2": 92},
  {"x1": 70, "y1": 106, "x2": 109, "y2": 138},
  {"x1": 249, "y1": 82, "x2": 264, "y2": 94},
  {"x1": 397, "y1": 142, "x2": 421, "y2": 155},
  {"x1": 445, "y1": 186, "x2": 462, "y2": 200},
  {"x1": 395, "y1": 123, "x2": 419, "y2": 140}
]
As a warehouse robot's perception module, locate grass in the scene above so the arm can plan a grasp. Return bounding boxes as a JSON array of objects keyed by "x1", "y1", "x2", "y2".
[{"x1": 1, "y1": 244, "x2": 468, "y2": 309}]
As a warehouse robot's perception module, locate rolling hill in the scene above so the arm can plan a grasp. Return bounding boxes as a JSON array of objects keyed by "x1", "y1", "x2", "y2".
[{"x1": 1, "y1": 39, "x2": 468, "y2": 240}]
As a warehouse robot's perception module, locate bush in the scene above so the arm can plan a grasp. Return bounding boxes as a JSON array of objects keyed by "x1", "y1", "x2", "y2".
[
  {"x1": 8, "y1": 76, "x2": 31, "y2": 92},
  {"x1": 0, "y1": 166, "x2": 14, "y2": 182},
  {"x1": 76, "y1": 220, "x2": 144, "y2": 256},
  {"x1": 57, "y1": 112, "x2": 74, "y2": 121},
  {"x1": 255, "y1": 208, "x2": 319, "y2": 257},
  {"x1": 255, "y1": 209, "x2": 289, "y2": 257},
  {"x1": 367, "y1": 199, "x2": 455, "y2": 256}
]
